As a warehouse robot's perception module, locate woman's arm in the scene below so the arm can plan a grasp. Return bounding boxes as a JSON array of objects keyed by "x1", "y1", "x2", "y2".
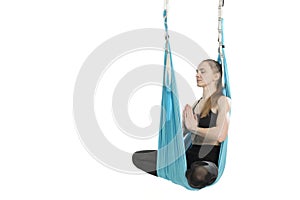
[{"x1": 186, "y1": 96, "x2": 231, "y2": 143}]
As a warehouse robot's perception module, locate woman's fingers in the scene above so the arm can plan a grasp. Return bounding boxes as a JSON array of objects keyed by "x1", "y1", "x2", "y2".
[
  {"x1": 194, "y1": 114, "x2": 197, "y2": 121},
  {"x1": 183, "y1": 104, "x2": 193, "y2": 120},
  {"x1": 187, "y1": 105, "x2": 192, "y2": 117}
]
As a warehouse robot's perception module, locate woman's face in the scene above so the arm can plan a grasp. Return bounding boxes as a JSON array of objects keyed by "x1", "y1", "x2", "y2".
[{"x1": 196, "y1": 61, "x2": 219, "y2": 87}]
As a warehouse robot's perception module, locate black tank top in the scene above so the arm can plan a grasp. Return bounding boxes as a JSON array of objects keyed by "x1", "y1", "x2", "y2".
[
  {"x1": 188, "y1": 98, "x2": 220, "y2": 167},
  {"x1": 192, "y1": 99, "x2": 218, "y2": 128}
]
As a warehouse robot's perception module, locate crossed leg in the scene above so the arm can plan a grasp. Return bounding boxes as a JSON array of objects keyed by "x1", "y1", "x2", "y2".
[{"x1": 132, "y1": 150, "x2": 158, "y2": 176}]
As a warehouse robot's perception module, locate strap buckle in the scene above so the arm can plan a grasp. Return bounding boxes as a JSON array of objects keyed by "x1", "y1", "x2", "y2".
[
  {"x1": 165, "y1": 33, "x2": 169, "y2": 41},
  {"x1": 220, "y1": 0, "x2": 224, "y2": 7}
]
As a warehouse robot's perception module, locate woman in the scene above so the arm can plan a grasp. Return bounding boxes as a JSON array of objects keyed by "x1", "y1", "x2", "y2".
[{"x1": 132, "y1": 59, "x2": 231, "y2": 189}]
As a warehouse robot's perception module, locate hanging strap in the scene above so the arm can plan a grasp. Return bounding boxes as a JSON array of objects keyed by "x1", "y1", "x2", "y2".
[
  {"x1": 217, "y1": 0, "x2": 231, "y2": 98},
  {"x1": 218, "y1": 0, "x2": 225, "y2": 61},
  {"x1": 163, "y1": 0, "x2": 172, "y2": 90},
  {"x1": 214, "y1": 0, "x2": 231, "y2": 185}
]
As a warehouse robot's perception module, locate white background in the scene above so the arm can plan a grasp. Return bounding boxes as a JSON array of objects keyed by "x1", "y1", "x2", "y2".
[{"x1": 1, "y1": 0, "x2": 300, "y2": 199}]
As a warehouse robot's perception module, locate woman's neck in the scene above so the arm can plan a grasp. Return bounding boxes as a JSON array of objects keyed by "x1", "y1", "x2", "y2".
[{"x1": 202, "y1": 84, "x2": 217, "y2": 100}]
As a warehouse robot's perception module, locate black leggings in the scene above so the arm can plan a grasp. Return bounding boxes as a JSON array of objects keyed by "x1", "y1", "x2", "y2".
[{"x1": 132, "y1": 145, "x2": 220, "y2": 176}]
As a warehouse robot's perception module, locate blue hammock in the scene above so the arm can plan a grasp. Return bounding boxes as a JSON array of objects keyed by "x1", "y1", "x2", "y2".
[{"x1": 157, "y1": 2, "x2": 231, "y2": 190}]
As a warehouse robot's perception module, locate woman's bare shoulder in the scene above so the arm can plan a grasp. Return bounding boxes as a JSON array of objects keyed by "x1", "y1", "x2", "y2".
[{"x1": 217, "y1": 95, "x2": 231, "y2": 109}]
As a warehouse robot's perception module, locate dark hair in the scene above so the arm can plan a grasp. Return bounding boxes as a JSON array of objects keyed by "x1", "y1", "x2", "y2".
[{"x1": 199, "y1": 59, "x2": 223, "y2": 118}]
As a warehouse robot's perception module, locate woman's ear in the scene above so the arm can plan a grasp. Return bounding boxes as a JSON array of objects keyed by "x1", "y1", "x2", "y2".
[{"x1": 214, "y1": 72, "x2": 221, "y2": 81}]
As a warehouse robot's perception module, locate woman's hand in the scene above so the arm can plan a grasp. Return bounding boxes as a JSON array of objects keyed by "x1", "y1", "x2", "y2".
[
  {"x1": 182, "y1": 105, "x2": 187, "y2": 128},
  {"x1": 182, "y1": 105, "x2": 188, "y2": 135},
  {"x1": 183, "y1": 105, "x2": 198, "y2": 133}
]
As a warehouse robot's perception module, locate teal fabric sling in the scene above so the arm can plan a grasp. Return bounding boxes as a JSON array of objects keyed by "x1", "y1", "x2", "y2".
[{"x1": 157, "y1": 0, "x2": 231, "y2": 190}]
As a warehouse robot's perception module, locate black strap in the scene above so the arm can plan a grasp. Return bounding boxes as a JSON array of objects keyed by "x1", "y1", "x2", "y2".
[{"x1": 192, "y1": 98, "x2": 202, "y2": 114}]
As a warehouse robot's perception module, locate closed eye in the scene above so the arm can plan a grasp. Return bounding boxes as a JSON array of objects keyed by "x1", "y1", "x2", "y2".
[{"x1": 196, "y1": 69, "x2": 205, "y2": 74}]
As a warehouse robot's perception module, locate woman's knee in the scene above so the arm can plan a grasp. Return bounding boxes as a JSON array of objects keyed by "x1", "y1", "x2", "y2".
[
  {"x1": 132, "y1": 151, "x2": 141, "y2": 167},
  {"x1": 132, "y1": 150, "x2": 157, "y2": 170}
]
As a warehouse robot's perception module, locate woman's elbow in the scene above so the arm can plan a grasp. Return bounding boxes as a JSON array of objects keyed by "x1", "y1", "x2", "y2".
[
  {"x1": 217, "y1": 136, "x2": 226, "y2": 143},
  {"x1": 217, "y1": 129, "x2": 228, "y2": 143}
]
